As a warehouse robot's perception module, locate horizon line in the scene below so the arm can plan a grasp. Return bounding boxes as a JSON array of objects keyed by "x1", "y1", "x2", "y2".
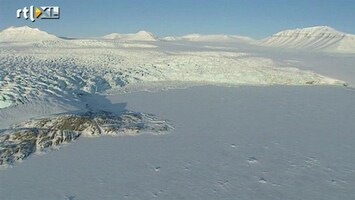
[{"x1": 1, "y1": 24, "x2": 354, "y2": 40}]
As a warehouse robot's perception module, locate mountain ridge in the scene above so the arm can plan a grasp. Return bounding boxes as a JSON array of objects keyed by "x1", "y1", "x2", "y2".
[
  {"x1": 1, "y1": 25, "x2": 355, "y2": 53},
  {"x1": 162, "y1": 34, "x2": 255, "y2": 43},
  {"x1": 0, "y1": 26, "x2": 58, "y2": 42},
  {"x1": 260, "y1": 26, "x2": 355, "y2": 53},
  {"x1": 102, "y1": 30, "x2": 157, "y2": 41}
]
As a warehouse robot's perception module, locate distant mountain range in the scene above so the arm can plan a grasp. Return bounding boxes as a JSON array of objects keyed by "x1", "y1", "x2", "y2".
[
  {"x1": 0, "y1": 26, "x2": 58, "y2": 42},
  {"x1": 1, "y1": 25, "x2": 354, "y2": 53},
  {"x1": 161, "y1": 34, "x2": 255, "y2": 43},
  {"x1": 102, "y1": 30, "x2": 157, "y2": 41},
  {"x1": 260, "y1": 26, "x2": 355, "y2": 53}
]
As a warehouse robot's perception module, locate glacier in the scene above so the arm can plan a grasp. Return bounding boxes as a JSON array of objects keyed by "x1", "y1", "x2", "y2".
[{"x1": 0, "y1": 26, "x2": 351, "y2": 110}]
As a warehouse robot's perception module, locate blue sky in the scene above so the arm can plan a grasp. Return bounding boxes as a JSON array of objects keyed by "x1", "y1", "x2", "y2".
[{"x1": 0, "y1": 0, "x2": 354, "y2": 39}]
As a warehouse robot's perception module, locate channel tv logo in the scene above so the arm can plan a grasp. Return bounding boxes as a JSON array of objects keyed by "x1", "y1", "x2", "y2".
[{"x1": 17, "y1": 6, "x2": 60, "y2": 22}]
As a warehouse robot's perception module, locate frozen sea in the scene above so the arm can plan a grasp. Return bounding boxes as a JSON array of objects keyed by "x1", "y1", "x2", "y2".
[{"x1": 1, "y1": 85, "x2": 354, "y2": 200}]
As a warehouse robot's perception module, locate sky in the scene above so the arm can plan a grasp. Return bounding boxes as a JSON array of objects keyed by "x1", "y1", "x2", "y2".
[{"x1": 0, "y1": 0, "x2": 354, "y2": 39}]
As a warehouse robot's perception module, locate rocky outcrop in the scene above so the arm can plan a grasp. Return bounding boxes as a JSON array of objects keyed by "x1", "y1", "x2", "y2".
[{"x1": 0, "y1": 111, "x2": 173, "y2": 167}]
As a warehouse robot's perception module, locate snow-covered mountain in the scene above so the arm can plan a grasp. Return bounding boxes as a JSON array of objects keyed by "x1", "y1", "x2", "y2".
[
  {"x1": 0, "y1": 26, "x2": 58, "y2": 42},
  {"x1": 2, "y1": 26, "x2": 354, "y2": 53},
  {"x1": 162, "y1": 34, "x2": 255, "y2": 43},
  {"x1": 102, "y1": 30, "x2": 157, "y2": 41},
  {"x1": 260, "y1": 26, "x2": 355, "y2": 53},
  {"x1": 0, "y1": 26, "x2": 349, "y2": 111}
]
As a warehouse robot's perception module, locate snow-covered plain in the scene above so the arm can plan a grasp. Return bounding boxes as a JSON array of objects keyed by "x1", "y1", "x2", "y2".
[
  {"x1": 0, "y1": 26, "x2": 355, "y2": 199},
  {"x1": 1, "y1": 86, "x2": 355, "y2": 200}
]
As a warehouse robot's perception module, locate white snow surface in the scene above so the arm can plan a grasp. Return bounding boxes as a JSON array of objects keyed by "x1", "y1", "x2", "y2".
[{"x1": 0, "y1": 86, "x2": 355, "y2": 200}]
